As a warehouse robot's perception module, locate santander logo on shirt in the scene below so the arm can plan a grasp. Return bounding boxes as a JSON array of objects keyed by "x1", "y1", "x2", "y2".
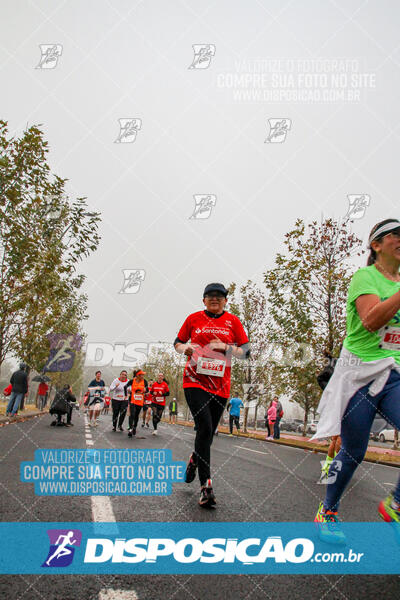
[{"x1": 201, "y1": 328, "x2": 230, "y2": 336}]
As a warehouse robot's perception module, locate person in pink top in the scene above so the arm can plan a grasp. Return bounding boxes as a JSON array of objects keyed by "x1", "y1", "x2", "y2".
[{"x1": 266, "y1": 399, "x2": 277, "y2": 440}]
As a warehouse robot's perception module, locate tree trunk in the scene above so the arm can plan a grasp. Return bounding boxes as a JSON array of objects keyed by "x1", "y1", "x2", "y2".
[
  {"x1": 254, "y1": 403, "x2": 259, "y2": 431},
  {"x1": 302, "y1": 400, "x2": 309, "y2": 436},
  {"x1": 243, "y1": 404, "x2": 249, "y2": 433},
  {"x1": 393, "y1": 428, "x2": 399, "y2": 450}
]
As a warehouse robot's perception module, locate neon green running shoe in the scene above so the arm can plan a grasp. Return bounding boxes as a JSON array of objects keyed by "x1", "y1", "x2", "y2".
[
  {"x1": 379, "y1": 493, "x2": 400, "y2": 522},
  {"x1": 314, "y1": 501, "x2": 347, "y2": 545}
]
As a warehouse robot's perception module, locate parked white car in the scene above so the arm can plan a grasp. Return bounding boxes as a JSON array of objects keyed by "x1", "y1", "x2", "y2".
[{"x1": 378, "y1": 429, "x2": 395, "y2": 443}]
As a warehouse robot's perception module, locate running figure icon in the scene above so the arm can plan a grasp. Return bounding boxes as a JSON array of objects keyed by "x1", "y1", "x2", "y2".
[
  {"x1": 46, "y1": 531, "x2": 77, "y2": 566},
  {"x1": 42, "y1": 529, "x2": 81, "y2": 567}
]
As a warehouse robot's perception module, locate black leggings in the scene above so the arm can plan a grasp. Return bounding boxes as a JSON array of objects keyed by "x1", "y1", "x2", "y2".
[
  {"x1": 229, "y1": 414, "x2": 240, "y2": 433},
  {"x1": 152, "y1": 404, "x2": 164, "y2": 430},
  {"x1": 129, "y1": 404, "x2": 142, "y2": 430},
  {"x1": 184, "y1": 388, "x2": 227, "y2": 485},
  {"x1": 112, "y1": 399, "x2": 128, "y2": 428}
]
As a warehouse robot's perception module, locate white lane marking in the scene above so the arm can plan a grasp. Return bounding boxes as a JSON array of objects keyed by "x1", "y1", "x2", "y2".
[
  {"x1": 85, "y1": 417, "x2": 118, "y2": 532},
  {"x1": 99, "y1": 590, "x2": 138, "y2": 599},
  {"x1": 235, "y1": 446, "x2": 268, "y2": 455}
]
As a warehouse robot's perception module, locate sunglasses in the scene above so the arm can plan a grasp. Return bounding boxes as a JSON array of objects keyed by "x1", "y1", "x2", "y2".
[{"x1": 383, "y1": 230, "x2": 400, "y2": 241}]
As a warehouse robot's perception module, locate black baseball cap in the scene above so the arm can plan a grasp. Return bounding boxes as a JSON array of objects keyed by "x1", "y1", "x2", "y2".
[{"x1": 203, "y1": 283, "x2": 228, "y2": 298}]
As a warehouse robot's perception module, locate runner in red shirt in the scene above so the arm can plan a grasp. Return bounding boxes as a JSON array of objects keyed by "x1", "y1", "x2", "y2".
[
  {"x1": 141, "y1": 379, "x2": 154, "y2": 428},
  {"x1": 150, "y1": 374, "x2": 169, "y2": 436},
  {"x1": 174, "y1": 282, "x2": 249, "y2": 508}
]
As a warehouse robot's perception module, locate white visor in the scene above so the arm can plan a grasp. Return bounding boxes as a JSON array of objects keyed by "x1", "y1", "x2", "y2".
[{"x1": 368, "y1": 220, "x2": 400, "y2": 247}]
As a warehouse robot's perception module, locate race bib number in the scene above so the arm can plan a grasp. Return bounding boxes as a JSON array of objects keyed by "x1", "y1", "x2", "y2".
[
  {"x1": 196, "y1": 357, "x2": 226, "y2": 377},
  {"x1": 133, "y1": 394, "x2": 143, "y2": 401},
  {"x1": 380, "y1": 326, "x2": 400, "y2": 350}
]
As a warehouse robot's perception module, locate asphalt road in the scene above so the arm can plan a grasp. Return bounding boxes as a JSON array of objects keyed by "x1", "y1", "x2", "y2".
[{"x1": 0, "y1": 411, "x2": 399, "y2": 599}]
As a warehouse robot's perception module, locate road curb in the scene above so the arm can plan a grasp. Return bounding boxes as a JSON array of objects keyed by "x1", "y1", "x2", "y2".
[
  {"x1": 0, "y1": 410, "x2": 47, "y2": 426},
  {"x1": 169, "y1": 419, "x2": 400, "y2": 469}
]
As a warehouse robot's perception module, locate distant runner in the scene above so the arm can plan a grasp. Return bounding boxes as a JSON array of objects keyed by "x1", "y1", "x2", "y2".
[
  {"x1": 150, "y1": 373, "x2": 169, "y2": 436},
  {"x1": 125, "y1": 369, "x2": 148, "y2": 437},
  {"x1": 109, "y1": 370, "x2": 129, "y2": 432},
  {"x1": 226, "y1": 396, "x2": 243, "y2": 436},
  {"x1": 142, "y1": 379, "x2": 154, "y2": 428}
]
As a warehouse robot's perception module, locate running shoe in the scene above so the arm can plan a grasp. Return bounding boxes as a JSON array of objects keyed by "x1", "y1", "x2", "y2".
[
  {"x1": 128, "y1": 429, "x2": 132, "y2": 438},
  {"x1": 199, "y1": 479, "x2": 216, "y2": 508},
  {"x1": 228, "y1": 434, "x2": 233, "y2": 437},
  {"x1": 314, "y1": 502, "x2": 346, "y2": 544},
  {"x1": 379, "y1": 493, "x2": 400, "y2": 522},
  {"x1": 119, "y1": 426, "x2": 124, "y2": 432},
  {"x1": 132, "y1": 427, "x2": 136, "y2": 436},
  {"x1": 185, "y1": 453, "x2": 197, "y2": 483},
  {"x1": 141, "y1": 423, "x2": 145, "y2": 427},
  {"x1": 112, "y1": 427, "x2": 116, "y2": 432},
  {"x1": 152, "y1": 430, "x2": 158, "y2": 436},
  {"x1": 146, "y1": 422, "x2": 149, "y2": 428}
]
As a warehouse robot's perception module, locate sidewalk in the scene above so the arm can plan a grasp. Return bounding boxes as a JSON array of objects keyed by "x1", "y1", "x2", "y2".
[
  {"x1": 0, "y1": 406, "x2": 47, "y2": 425},
  {"x1": 171, "y1": 420, "x2": 400, "y2": 466}
]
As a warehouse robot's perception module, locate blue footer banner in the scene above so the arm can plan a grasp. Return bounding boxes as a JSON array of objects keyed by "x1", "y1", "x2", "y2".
[{"x1": 1, "y1": 522, "x2": 399, "y2": 574}]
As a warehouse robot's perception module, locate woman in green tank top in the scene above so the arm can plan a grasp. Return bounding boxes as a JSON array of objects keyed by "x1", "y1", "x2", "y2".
[{"x1": 314, "y1": 219, "x2": 400, "y2": 543}]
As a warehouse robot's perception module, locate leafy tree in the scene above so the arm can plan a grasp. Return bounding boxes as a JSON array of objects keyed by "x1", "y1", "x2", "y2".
[
  {"x1": 0, "y1": 121, "x2": 101, "y2": 374},
  {"x1": 264, "y1": 218, "x2": 364, "y2": 432},
  {"x1": 228, "y1": 280, "x2": 274, "y2": 432}
]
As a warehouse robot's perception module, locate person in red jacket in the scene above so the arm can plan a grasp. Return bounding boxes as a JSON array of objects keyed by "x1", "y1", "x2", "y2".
[
  {"x1": 174, "y1": 283, "x2": 249, "y2": 508},
  {"x1": 37, "y1": 382, "x2": 49, "y2": 411},
  {"x1": 150, "y1": 374, "x2": 169, "y2": 436}
]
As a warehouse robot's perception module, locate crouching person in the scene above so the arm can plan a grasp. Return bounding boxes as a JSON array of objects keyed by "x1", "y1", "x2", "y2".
[{"x1": 49, "y1": 384, "x2": 76, "y2": 426}]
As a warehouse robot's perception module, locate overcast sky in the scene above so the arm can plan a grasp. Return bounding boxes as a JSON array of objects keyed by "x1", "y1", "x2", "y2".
[{"x1": 2, "y1": 0, "x2": 399, "y2": 359}]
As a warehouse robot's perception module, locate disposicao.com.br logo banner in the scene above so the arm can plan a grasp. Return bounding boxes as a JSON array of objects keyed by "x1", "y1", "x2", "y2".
[{"x1": 0, "y1": 522, "x2": 399, "y2": 574}]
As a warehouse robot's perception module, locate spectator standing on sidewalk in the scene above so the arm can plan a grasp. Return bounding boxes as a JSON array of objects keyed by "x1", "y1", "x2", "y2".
[
  {"x1": 6, "y1": 363, "x2": 28, "y2": 417},
  {"x1": 266, "y1": 399, "x2": 277, "y2": 440},
  {"x1": 274, "y1": 396, "x2": 284, "y2": 439},
  {"x1": 169, "y1": 398, "x2": 178, "y2": 424},
  {"x1": 37, "y1": 381, "x2": 49, "y2": 411}
]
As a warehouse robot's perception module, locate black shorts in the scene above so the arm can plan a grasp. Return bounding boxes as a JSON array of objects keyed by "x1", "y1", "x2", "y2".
[
  {"x1": 142, "y1": 405, "x2": 151, "y2": 412},
  {"x1": 152, "y1": 403, "x2": 165, "y2": 411}
]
